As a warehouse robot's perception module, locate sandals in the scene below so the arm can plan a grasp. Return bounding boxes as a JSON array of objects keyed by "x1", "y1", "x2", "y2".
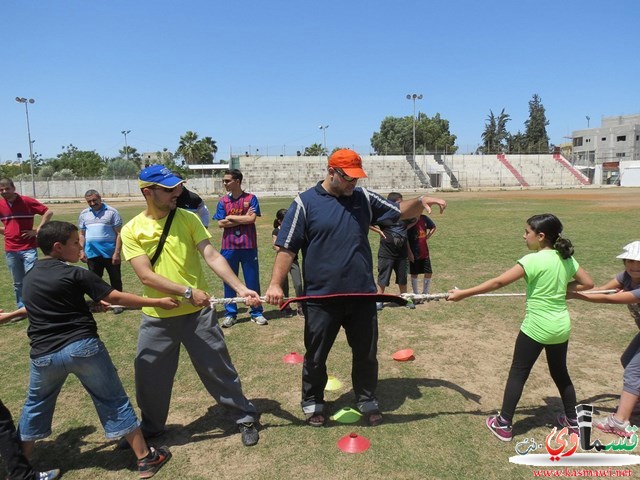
[
  {"x1": 305, "y1": 412, "x2": 326, "y2": 427},
  {"x1": 366, "y1": 410, "x2": 384, "y2": 427}
]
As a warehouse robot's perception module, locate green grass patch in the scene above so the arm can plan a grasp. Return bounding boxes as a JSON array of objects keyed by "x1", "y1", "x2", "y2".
[{"x1": 1, "y1": 188, "x2": 639, "y2": 478}]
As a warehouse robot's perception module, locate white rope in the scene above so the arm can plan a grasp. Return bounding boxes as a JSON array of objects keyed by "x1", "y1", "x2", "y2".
[
  {"x1": 209, "y1": 296, "x2": 271, "y2": 306},
  {"x1": 108, "y1": 289, "x2": 618, "y2": 310},
  {"x1": 400, "y1": 293, "x2": 449, "y2": 302},
  {"x1": 401, "y1": 289, "x2": 617, "y2": 302}
]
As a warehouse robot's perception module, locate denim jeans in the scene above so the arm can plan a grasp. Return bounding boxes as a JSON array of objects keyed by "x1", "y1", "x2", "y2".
[
  {"x1": 19, "y1": 337, "x2": 140, "y2": 441},
  {"x1": 5, "y1": 249, "x2": 38, "y2": 308},
  {"x1": 220, "y1": 248, "x2": 263, "y2": 317}
]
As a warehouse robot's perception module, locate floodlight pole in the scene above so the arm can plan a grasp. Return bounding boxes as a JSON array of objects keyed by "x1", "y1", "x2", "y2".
[
  {"x1": 406, "y1": 93, "x2": 423, "y2": 188},
  {"x1": 319, "y1": 125, "x2": 329, "y2": 156},
  {"x1": 121, "y1": 130, "x2": 131, "y2": 161},
  {"x1": 15, "y1": 97, "x2": 36, "y2": 197}
]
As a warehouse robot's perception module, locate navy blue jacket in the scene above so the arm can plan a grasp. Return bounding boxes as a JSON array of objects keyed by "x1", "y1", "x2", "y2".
[{"x1": 276, "y1": 182, "x2": 400, "y2": 296}]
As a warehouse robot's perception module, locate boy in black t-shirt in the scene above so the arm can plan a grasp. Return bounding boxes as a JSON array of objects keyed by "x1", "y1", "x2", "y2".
[
  {"x1": 372, "y1": 193, "x2": 415, "y2": 311},
  {"x1": 17, "y1": 221, "x2": 175, "y2": 479}
]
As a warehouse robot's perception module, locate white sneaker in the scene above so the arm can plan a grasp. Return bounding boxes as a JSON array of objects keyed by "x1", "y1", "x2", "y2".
[
  {"x1": 222, "y1": 316, "x2": 237, "y2": 328},
  {"x1": 251, "y1": 315, "x2": 268, "y2": 325}
]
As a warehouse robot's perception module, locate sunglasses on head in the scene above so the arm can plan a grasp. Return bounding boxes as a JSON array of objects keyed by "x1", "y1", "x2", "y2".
[{"x1": 150, "y1": 185, "x2": 181, "y2": 193}]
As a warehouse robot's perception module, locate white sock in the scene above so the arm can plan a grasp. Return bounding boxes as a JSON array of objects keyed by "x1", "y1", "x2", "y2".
[
  {"x1": 411, "y1": 277, "x2": 419, "y2": 294},
  {"x1": 422, "y1": 278, "x2": 431, "y2": 294}
]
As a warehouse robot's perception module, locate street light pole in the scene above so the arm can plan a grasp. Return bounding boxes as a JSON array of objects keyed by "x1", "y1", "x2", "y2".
[
  {"x1": 15, "y1": 97, "x2": 36, "y2": 197},
  {"x1": 586, "y1": 116, "x2": 590, "y2": 128},
  {"x1": 121, "y1": 130, "x2": 131, "y2": 161},
  {"x1": 406, "y1": 93, "x2": 423, "y2": 187},
  {"x1": 319, "y1": 125, "x2": 329, "y2": 155}
]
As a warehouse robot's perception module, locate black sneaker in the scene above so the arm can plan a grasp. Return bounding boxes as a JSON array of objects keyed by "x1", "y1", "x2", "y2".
[
  {"x1": 238, "y1": 422, "x2": 259, "y2": 446},
  {"x1": 138, "y1": 446, "x2": 171, "y2": 479}
]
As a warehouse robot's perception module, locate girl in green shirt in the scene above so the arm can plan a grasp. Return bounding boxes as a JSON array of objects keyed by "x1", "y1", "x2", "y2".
[{"x1": 447, "y1": 213, "x2": 593, "y2": 441}]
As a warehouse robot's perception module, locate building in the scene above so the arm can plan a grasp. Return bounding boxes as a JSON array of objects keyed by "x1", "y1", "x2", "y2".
[{"x1": 571, "y1": 114, "x2": 640, "y2": 185}]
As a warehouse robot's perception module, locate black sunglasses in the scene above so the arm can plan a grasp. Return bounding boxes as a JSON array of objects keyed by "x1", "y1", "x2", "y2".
[{"x1": 334, "y1": 168, "x2": 357, "y2": 183}]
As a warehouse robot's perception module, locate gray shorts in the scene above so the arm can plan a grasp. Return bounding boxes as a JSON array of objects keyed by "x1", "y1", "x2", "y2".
[{"x1": 377, "y1": 256, "x2": 408, "y2": 286}]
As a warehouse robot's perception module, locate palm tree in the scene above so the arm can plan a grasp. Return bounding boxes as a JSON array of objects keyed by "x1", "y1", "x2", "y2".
[
  {"x1": 176, "y1": 131, "x2": 200, "y2": 165},
  {"x1": 481, "y1": 111, "x2": 497, "y2": 153},
  {"x1": 198, "y1": 136, "x2": 218, "y2": 164},
  {"x1": 481, "y1": 109, "x2": 510, "y2": 153},
  {"x1": 495, "y1": 108, "x2": 511, "y2": 152},
  {"x1": 303, "y1": 143, "x2": 327, "y2": 156},
  {"x1": 177, "y1": 132, "x2": 219, "y2": 164}
]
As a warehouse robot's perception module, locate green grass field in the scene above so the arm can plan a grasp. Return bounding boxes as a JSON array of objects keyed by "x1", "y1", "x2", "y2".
[{"x1": 1, "y1": 188, "x2": 639, "y2": 479}]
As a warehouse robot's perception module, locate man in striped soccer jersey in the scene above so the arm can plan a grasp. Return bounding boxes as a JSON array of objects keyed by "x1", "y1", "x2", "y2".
[{"x1": 213, "y1": 169, "x2": 266, "y2": 327}]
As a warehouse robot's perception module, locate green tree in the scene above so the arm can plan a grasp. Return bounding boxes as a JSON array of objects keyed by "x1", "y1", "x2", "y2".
[
  {"x1": 102, "y1": 158, "x2": 140, "y2": 178},
  {"x1": 416, "y1": 113, "x2": 458, "y2": 154},
  {"x1": 506, "y1": 131, "x2": 527, "y2": 153},
  {"x1": 371, "y1": 116, "x2": 412, "y2": 154},
  {"x1": 49, "y1": 144, "x2": 104, "y2": 177},
  {"x1": 119, "y1": 145, "x2": 141, "y2": 160},
  {"x1": 0, "y1": 163, "x2": 26, "y2": 179},
  {"x1": 36, "y1": 165, "x2": 56, "y2": 179},
  {"x1": 370, "y1": 114, "x2": 457, "y2": 155},
  {"x1": 481, "y1": 109, "x2": 510, "y2": 153},
  {"x1": 176, "y1": 131, "x2": 218, "y2": 164},
  {"x1": 303, "y1": 143, "x2": 327, "y2": 156},
  {"x1": 524, "y1": 94, "x2": 550, "y2": 152},
  {"x1": 52, "y1": 168, "x2": 76, "y2": 180}
]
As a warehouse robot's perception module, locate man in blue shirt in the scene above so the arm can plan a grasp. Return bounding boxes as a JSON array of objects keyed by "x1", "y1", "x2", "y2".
[
  {"x1": 78, "y1": 190, "x2": 123, "y2": 296},
  {"x1": 265, "y1": 149, "x2": 447, "y2": 427}
]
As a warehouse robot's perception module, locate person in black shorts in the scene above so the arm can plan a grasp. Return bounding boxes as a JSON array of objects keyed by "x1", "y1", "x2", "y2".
[
  {"x1": 408, "y1": 214, "x2": 436, "y2": 300},
  {"x1": 372, "y1": 192, "x2": 415, "y2": 310}
]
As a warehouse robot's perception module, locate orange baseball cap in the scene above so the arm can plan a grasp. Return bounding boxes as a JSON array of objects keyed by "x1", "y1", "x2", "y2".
[{"x1": 328, "y1": 149, "x2": 367, "y2": 178}]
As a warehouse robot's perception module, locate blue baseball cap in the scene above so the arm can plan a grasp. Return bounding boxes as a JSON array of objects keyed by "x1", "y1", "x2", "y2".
[{"x1": 138, "y1": 164, "x2": 185, "y2": 188}]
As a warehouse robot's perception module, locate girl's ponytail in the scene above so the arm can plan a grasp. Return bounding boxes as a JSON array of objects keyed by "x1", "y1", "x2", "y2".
[
  {"x1": 527, "y1": 213, "x2": 574, "y2": 259},
  {"x1": 553, "y1": 236, "x2": 574, "y2": 260}
]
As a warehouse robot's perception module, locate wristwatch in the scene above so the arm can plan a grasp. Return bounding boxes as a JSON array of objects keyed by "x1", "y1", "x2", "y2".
[{"x1": 182, "y1": 287, "x2": 193, "y2": 300}]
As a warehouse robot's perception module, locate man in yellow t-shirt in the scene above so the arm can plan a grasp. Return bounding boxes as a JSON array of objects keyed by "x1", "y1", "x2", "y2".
[{"x1": 121, "y1": 164, "x2": 262, "y2": 448}]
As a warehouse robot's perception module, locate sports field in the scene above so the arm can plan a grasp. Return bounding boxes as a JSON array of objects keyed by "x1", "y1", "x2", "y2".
[{"x1": 1, "y1": 187, "x2": 639, "y2": 479}]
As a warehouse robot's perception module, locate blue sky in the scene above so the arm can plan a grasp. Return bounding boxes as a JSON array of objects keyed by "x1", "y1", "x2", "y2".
[{"x1": 1, "y1": 0, "x2": 638, "y2": 162}]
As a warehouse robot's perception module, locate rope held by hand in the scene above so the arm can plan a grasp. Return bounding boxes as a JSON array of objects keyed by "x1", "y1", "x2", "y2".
[{"x1": 110, "y1": 290, "x2": 617, "y2": 311}]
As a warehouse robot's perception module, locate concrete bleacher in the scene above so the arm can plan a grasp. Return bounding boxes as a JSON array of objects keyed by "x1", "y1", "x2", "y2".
[
  {"x1": 235, "y1": 155, "x2": 448, "y2": 195},
  {"x1": 443, "y1": 154, "x2": 588, "y2": 190},
  {"x1": 17, "y1": 154, "x2": 591, "y2": 200}
]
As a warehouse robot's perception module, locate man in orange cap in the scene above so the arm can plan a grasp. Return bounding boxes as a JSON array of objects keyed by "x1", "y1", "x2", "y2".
[{"x1": 265, "y1": 149, "x2": 446, "y2": 427}]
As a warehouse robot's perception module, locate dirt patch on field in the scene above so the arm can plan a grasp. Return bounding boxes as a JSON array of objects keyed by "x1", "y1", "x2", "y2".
[{"x1": 440, "y1": 186, "x2": 639, "y2": 204}]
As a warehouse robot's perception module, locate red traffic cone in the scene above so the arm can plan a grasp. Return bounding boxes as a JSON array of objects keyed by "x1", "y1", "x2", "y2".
[
  {"x1": 337, "y1": 432, "x2": 371, "y2": 453},
  {"x1": 392, "y1": 349, "x2": 414, "y2": 361},
  {"x1": 283, "y1": 352, "x2": 304, "y2": 364}
]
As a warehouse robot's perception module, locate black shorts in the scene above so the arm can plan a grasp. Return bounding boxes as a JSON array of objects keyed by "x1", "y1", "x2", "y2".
[
  {"x1": 409, "y1": 258, "x2": 432, "y2": 275},
  {"x1": 377, "y1": 256, "x2": 408, "y2": 286}
]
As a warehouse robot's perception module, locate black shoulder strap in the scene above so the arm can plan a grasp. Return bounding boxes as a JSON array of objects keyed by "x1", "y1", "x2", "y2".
[{"x1": 150, "y1": 209, "x2": 176, "y2": 266}]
